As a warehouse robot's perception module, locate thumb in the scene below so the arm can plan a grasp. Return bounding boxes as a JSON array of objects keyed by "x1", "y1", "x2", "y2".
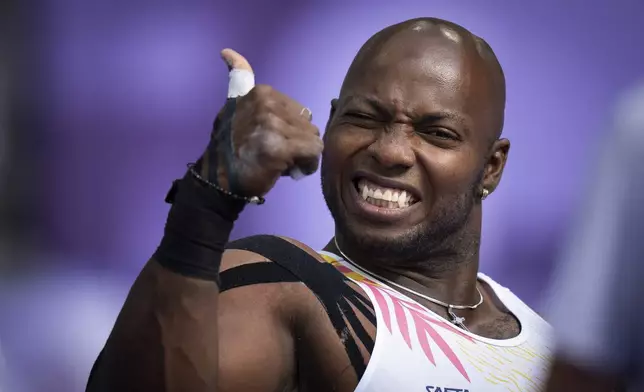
[{"x1": 221, "y1": 48, "x2": 255, "y2": 98}]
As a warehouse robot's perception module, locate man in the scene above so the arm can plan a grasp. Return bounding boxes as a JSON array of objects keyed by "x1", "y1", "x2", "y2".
[
  {"x1": 545, "y1": 82, "x2": 644, "y2": 391},
  {"x1": 87, "y1": 18, "x2": 553, "y2": 391}
]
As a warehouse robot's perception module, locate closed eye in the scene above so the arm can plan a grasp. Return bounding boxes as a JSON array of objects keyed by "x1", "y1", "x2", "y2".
[
  {"x1": 422, "y1": 128, "x2": 459, "y2": 140},
  {"x1": 345, "y1": 112, "x2": 376, "y2": 120},
  {"x1": 341, "y1": 112, "x2": 383, "y2": 129}
]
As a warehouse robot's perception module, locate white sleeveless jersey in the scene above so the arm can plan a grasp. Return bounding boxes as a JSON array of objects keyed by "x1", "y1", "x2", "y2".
[{"x1": 319, "y1": 251, "x2": 554, "y2": 392}]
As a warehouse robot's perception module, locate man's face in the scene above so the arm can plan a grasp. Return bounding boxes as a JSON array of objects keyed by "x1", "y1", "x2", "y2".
[{"x1": 321, "y1": 31, "x2": 505, "y2": 262}]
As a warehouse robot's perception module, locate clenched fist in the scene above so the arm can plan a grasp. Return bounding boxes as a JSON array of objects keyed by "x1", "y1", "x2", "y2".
[{"x1": 194, "y1": 49, "x2": 323, "y2": 199}]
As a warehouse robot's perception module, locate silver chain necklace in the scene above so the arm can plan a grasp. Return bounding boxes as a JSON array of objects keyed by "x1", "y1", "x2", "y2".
[{"x1": 333, "y1": 238, "x2": 483, "y2": 331}]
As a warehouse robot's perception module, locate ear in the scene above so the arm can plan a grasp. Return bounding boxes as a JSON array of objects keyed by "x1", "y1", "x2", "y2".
[
  {"x1": 324, "y1": 98, "x2": 339, "y2": 139},
  {"x1": 482, "y1": 138, "x2": 510, "y2": 194}
]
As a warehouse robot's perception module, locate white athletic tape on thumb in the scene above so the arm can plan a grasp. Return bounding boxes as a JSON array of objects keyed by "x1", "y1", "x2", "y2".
[{"x1": 228, "y1": 69, "x2": 255, "y2": 98}]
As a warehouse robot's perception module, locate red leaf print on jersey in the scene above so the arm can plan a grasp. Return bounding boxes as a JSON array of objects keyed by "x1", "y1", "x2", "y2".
[
  {"x1": 367, "y1": 284, "x2": 392, "y2": 331},
  {"x1": 392, "y1": 295, "x2": 412, "y2": 348},
  {"x1": 361, "y1": 283, "x2": 474, "y2": 382}
]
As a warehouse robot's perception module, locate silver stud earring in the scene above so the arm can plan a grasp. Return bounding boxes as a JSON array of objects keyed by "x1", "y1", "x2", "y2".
[{"x1": 481, "y1": 188, "x2": 489, "y2": 200}]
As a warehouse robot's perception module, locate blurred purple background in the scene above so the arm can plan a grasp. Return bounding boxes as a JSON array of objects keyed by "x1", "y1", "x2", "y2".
[{"x1": 0, "y1": 1, "x2": 642, "y2": 391}]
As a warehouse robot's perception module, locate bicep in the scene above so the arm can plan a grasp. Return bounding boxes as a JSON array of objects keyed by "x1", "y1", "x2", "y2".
[{"x1": 217, "y1": 253, "x2": 298, "y2": 392}]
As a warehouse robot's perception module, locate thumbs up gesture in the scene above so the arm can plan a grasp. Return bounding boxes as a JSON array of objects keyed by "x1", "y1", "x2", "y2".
[{"x1": 194, "y1": 49, "x2": 323, "y2": 199}]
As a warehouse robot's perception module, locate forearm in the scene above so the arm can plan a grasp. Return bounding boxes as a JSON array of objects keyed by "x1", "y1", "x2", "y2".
[
  {"x1": 87, "y1": 176, "x2": 245, "y2": 392},
  {"x1": 89, "y1": 259, "x2": 221, "y2": 391}
]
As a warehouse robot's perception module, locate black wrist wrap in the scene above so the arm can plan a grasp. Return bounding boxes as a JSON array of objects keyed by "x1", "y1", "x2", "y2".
[{"x1": 153, "y1": 173, "x2": 246, "y2": 284}]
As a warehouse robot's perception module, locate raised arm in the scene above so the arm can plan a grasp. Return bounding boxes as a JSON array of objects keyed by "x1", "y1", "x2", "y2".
[{"x1": 86, "y1": 49, "x2": 322, "y2": 392}]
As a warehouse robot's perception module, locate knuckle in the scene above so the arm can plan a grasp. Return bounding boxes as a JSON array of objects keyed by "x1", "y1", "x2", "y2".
[
  {"x1": 252, "y1": 84, "x2": 273, "y2": 97},
  {"x1": 254, "y1": 131, "x2": 284, "y2": 158},
  {"x1": 253, "y1": 103, "x2": 275, "y2": 123},
  {"x1": 251, "y1": 93, "x2": 280, "y2": 125},
  {"x1": 257, "y1": 110, "x2": 280, "y2": 130},
  {"x1": 266, "y1": 113, "x2": 284, "y2": 130},
  {"x1": 306, "y1": 134, "x2": 324, "y2": 149},
  {"x1": 254, "y1": 104, "x2": 270, "y2": 123}
]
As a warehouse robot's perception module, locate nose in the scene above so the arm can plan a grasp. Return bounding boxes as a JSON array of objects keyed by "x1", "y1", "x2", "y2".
[{"x1": 366, "y1": 126, "x2": 415, "y2": 170}]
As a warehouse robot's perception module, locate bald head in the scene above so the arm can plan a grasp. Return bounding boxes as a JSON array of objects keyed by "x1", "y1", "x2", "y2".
[
  {"x1": 322, "y1": 18, "x2": 512, "y2": 263},
  {"x1": 340, "y1": 17, "x2": 506, "y2": 140}
]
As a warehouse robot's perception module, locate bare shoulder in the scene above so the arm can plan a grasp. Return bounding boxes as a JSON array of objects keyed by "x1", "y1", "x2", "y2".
[
  {"x1": 220, "y1": 247, "x2": 271, "y2": 271},
  {"x1": 218, "y1": 235, "x2": 377, "y2": 391},
  {"x1": 217, "y1": 235, "x2": 321, "y2": 391},
  {"x1": 218, "y1": 235, "x2": 326, "y2": 319},
  {"x1": 219, "y1": 235, "x2": 317, "y2": 312},
  {"x1": 218, "y1": 234, "x2": 353, "y2": 340},
  {"x1": 219, "y1": 234, "x2": 365, "y2": 321}
]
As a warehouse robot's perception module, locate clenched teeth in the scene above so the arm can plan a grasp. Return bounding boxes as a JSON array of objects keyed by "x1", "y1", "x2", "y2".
[{"x1": 357, "y1": 179, "x2": 416, "y2": 209}]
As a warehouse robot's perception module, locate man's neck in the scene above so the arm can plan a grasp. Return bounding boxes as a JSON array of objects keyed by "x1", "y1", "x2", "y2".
[{"x1": 324, "y1": 235, "x2": 481, "y2": 306}]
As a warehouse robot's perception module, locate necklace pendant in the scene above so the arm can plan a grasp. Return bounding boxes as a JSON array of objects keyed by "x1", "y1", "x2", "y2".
[{"x1": 448, "y1": 308, "x2": 466, "y2": 329}]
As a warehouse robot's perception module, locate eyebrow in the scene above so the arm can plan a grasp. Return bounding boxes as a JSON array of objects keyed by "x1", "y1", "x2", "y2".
[
  {"x1": 343, "y1": 95, "x2": 390, "y2": 117},
  {"x1": 416, "y1": 112, "x2": 468, "y2": 127},
  {"x1": 344, "y1": 95, "x2": 469, "y2": 128}
]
